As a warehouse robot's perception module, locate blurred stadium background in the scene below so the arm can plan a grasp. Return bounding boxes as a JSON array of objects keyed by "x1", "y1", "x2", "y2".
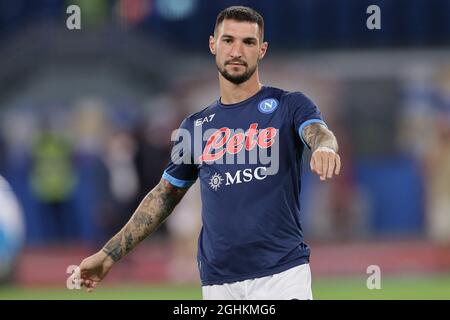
[{"x1": 1, "y1": 0, "x2": 450, "y2": 299}]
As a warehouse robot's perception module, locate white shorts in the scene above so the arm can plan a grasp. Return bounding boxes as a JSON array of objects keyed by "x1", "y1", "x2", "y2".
[{"x1": 202, "y1": 263, "x2": 313, "y2": 300}]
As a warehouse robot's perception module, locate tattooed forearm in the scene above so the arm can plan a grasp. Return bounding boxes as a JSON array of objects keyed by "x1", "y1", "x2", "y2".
[
  {"x1": 102, "y1": 178, "x2": 188, "y2": 262},
  {"x1": 303, "y1": 123, "x2": 339, "y2": 153}
]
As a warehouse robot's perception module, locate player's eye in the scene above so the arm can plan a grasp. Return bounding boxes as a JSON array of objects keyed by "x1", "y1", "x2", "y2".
[
  {"x1": 223, "y1": 38, "x2": 232, "y2": 44},
  {"x1": 244, "y1": 40, "x2": 255, "y2": 46}
]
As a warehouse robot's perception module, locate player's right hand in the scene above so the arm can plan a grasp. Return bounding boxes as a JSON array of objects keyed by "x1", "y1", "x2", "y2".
[{"x1": 78, "y1": 250, "x2": 115, "y2": 292}]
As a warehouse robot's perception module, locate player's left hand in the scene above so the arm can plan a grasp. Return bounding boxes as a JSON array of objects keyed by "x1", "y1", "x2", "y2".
[{"x1": 310, "y1": 147, "x2": 341, "y2": 181}]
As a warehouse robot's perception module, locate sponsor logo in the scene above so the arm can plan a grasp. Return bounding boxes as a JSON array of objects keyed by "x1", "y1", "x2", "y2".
[
  {"x1": 209, "y1": 167, "x2": 268, "y2": 190},
  {"x1": 199, "y1": 123, "x2": 277, "y2": 162},
  {"x1": 195, "y1": 114, "x2": 215, "y2": 126},
  {"x1": 209, "y1": 173, "x2": 224, "y2": 191},
  {"x1": 170, "y1": 122, "x2": 280, "y2": 174}
]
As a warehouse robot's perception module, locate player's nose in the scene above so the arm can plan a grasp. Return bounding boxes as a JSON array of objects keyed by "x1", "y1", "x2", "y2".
[{"x1": 229, "y1": 42, "x2": 243, "y2": 58}]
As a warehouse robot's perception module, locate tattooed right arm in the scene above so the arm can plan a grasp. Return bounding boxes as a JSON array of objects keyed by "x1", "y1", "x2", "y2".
[{"x1": 102, "y1": 178, "x2": 189, "y2": 262}]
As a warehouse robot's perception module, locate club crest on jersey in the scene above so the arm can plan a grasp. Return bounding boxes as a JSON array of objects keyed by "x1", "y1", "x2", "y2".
[{"x1": 258, "y1": 98, "x2": 279, "y2": 114}]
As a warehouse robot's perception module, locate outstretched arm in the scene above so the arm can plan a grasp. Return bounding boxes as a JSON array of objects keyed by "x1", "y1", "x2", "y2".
[
  {"x1": 102, "y1": 178, "x2": 187, "y2": 261},
  {"x1": 302, "y1": 123, "x2": 341, "y2": 181},
  {"x1": 78, "y1": 178, "x2": 189, "y2": 291}
]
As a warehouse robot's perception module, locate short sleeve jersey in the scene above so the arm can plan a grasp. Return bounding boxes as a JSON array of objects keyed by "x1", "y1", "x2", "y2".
[{"x1": 163, "y1": 86, "x2": 326, "y2": 286}]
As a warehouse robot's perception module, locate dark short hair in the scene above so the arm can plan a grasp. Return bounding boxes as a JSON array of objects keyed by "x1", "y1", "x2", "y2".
[{"x1": 214, "y1": 6, "x2": 264, "y2": 41}]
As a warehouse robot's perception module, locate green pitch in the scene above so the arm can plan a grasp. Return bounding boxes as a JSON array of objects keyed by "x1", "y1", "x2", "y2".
[{"x1": 1, "y1": 275, "x2": 450, "y2": 300}]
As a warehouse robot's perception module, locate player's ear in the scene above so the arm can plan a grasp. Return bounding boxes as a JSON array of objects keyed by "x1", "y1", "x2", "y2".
[
  {"x1": 209, "y1": 35, "x2": 216, "y2": 55},
  {"x1": 259, "y1": 41, "x2": 268, "y2": 60}
]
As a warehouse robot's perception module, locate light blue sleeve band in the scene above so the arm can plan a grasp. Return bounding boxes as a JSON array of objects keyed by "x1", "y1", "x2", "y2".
[
  {"x1": 162, "y1": 171, "x2": 196, "y2": 188},
  {"x1": 298, "y1": 119, "x2": 328, "y2": 149}
]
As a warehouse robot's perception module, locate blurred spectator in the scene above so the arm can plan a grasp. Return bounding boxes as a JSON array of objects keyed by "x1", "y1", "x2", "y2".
[
  {"x1": 424, "y1": 69, "x2": 450, "y2": 243},
  {"x1": 103, "y1": 130, "x2": 139, "y2": 234},
  {"x1": 30, "y1": 123, "x2": 77, "y2": 242},
  {"x1": 71, "y1": 99, "x2": 115, "y2": 244},
  {"x1": 131, "y1": 101, "x2": 180, "y2": 239},
  {"x1": 166, "y1": 181, "x2": 202, "y2": 284}
]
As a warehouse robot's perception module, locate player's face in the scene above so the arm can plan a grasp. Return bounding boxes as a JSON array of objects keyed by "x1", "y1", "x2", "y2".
[{"x1": 210, "y1": 19, "x2": 268, "y2": 85}]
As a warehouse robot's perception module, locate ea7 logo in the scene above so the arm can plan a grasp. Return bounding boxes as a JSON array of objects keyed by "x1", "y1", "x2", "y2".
[
  {"x1": 195, "y1": 114, "x2": 215, "y2": 126},
  {"x1": 225, "y1": 166, "x2": 268, "y2": 186}
]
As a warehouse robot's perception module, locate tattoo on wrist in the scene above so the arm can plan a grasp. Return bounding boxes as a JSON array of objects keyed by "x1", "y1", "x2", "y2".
[{"x1": 303, "y1": 123, "x2": 338, "y2": 153}]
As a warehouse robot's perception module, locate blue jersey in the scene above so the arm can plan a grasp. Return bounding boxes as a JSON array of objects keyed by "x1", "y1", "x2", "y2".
[{"x1": 163, "y1": 86, "x2": 326, "y2": 286}]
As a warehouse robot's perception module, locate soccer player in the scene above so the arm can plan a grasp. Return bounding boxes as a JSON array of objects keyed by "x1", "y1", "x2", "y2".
[{"x1": 78, "y1": 6, "x2": 341, "y2": 300}]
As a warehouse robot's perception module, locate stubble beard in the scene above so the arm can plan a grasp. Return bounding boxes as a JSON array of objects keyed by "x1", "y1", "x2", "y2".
[{"x1": 217, "y1": 61, "x2": 258, "y2": 85}]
